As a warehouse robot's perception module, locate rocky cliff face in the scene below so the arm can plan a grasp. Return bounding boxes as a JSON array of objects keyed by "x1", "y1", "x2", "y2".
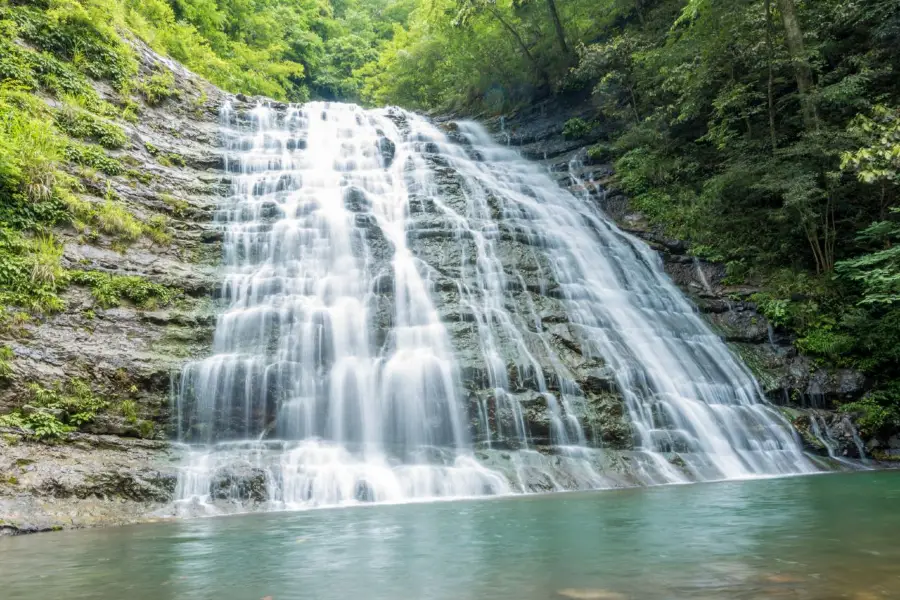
[
  {"x1": 472, "y1": 94, "x2": 896, "y2": 463},
  {"x1": 0, "y1": 44, "x2": 227, "y2": 534}
]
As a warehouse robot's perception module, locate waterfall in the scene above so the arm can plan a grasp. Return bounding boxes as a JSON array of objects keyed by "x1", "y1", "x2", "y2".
[{"x1": 174, "y1": 101, "x2": 814, "y2": 512}]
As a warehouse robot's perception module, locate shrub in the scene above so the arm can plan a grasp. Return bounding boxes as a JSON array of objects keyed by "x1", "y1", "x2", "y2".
[
  {"x1": 0, "y1": 379, "x2": 109, "y2": 441},
  {"x1": 68, "y1": 270, "x2": 179, "y2": 309},
  {"x1": 64, "y1": 141, "x2": 123, "y2": 175},
  {"x1": 138, "y1": 70, "x2": 180, "y2": 106},
  {"x1": 54, "y1": 104, "x2": 128, "y2": 149},
  {"x1": 0, "y1": 227, "x2": 66, "y2": 313},
  {"x1": 563, "y1": 117, "x2": 594, "y2": 140},
  {"x1": 842, "y1": 393, "x2": 900, "y2": 439}
]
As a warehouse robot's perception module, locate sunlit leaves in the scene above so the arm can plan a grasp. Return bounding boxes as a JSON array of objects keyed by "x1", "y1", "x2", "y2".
[{"x1": 841, "y1": 105, "x2": 900, "y2": 184}]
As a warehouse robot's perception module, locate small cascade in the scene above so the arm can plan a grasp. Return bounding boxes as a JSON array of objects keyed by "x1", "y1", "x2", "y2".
[
  {"x1": 693, "y1": 258, "x2": 715, "y2": 296},
  {"x1": 766, "y1": 323, "x2": 777, "y2": 349},
  {"x1": 174, "y1": 101, "x2": 815, "y2": 514},
  {"x1": 807, "y1": 411, "x2": 872, "y2": 468},
  {"x1": 808, "y1": 412, "x2": 847, "y2": 464}
]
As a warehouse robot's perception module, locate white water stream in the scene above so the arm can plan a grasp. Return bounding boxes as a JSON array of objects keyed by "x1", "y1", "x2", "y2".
[{"x1": 174, "y1": 102, "x2": 814, "y2": 512}]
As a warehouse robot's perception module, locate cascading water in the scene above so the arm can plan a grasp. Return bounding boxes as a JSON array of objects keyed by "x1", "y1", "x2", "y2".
[{"x1": 174, "y1": 101, "x2": 814, "y2": 513}]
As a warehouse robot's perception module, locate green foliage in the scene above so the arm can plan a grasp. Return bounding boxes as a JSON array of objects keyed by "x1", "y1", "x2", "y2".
[
  {"x1": 0, "y1": 410, "x2": 71, "y2": 440},
  {"x1": 562, "y1": 117, "x2": 594, "y2": 140},
  {"x1": 836, "y1": 210, "x2": 900, "y2": 305},
  {"x1": 0, "y1": 379, "x2": 108, "y2": 441},
  {"x1": 118, "y1": 399, "x2": 138, "y2": 424},
  {"x1": 144, "y1": 214, "x2": 172, "y2": 245},
  {"x1": 842, "y1": 391, "x2": 900, "y2": 439},
  {"x1": 0, "y1": 228, "x2": 66, "y2": 313},
  {"x1": 137, "y1": 70, "x2": 180, "y2": 106},
  {"x1": 796, "y1": 328, "x2": 856, "y2": 358},
  {"x1": 361, "y1": 0, "x2": 900, "y2": 400},
  {"x1": 841, "y1": 105, "x2": 900, "y2": 185},
  {"x1": 94, "y1": 197, "x2": 143, "y2": 241},
  {"x1": 64, "y1": 141, "x2": 123, "y2": 176},
  {"x1": 54, "y1": 104, "x2": 127, "y2": 149},
  {"x1": 8, "y1": 0, "x2": 138, "y2": 88},
  {"x1": 586, "y1": 143, "x2": 612, "y2": 162},
  {"x1": 0, "y1": 308, "x2": 32, "y2": 338},
  {"x1": 751, "y1": 293, "x2": 791, "y2": 328},
  {"x1": 160, "y1": 193, "x2": 190, "y2": 216},
  {"x1": 68, "y1": 270, "x2": 179, "y2": 309},
  {"x1": 0, "y1": 83, "x2": 68, "y2": 227},
  {"x1": 144, "y1": 143, "x2": 186, "y2": 168},
  {"x1": 0, "y1": 345, "x2": 13, "y2": 382}
]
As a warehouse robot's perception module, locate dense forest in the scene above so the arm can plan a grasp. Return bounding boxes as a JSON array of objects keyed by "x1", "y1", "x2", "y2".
[{"x1": 0, "y1": 0, "x2": 899, "y2": 438}]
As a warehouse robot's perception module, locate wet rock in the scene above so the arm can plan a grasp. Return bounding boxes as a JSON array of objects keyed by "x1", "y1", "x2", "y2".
[
  {"x1": 0, "y1": 432, "x2": 179, "y2": 530},
  {"x1": 731, "y1": 343, "x2": 867, "y2": 405},
  {"x1": 583, "y1": 392, "x2": 632, "y2": 450},
  {"x1": 377, "y1": 135, "x2": 396, "y2": 168},
  {"x1": 783, "y1": 407, "x2": 871, "y2": 459},
  {"x1": 706, "y1": 308, "x2": 770, "y2": 343},
  {"x1": 209, "y1": 465, "x2": 268, "y2": 502},
  {"x1": 343, "y1": 186, "x2": 371, "y2": 212}
]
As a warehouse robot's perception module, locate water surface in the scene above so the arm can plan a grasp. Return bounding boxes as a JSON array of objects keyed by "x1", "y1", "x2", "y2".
[{"x1": 2, "y1": 472, "x2": 898, "y2": 599}]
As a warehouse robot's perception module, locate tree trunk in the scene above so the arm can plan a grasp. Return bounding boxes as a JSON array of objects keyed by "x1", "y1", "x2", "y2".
[
  {"x1": 634, "y1": 0, "x2": 646, "y2": 26},
  {"x1": 765, "y1": 0, "x2": 777, "y2": 150},
  {"x1": 775, "y1": 0, "x2": 817, "y2": 128},
  {"x1": 545, "y1": 0, "x2": 571, "y2": 59},
  {"x1": 487, "y1": 7, "x2": 549, "y2": 83}
]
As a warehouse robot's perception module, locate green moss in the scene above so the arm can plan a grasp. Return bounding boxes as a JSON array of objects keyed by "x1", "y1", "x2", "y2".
[
  {"x1": 137, "y1": 420, "x2": 155, "y2": 439},
  {"x1": 729, "y1": 343, "x2": 780, "y2": 394},
  {"x1": 126, "y1": 169, "x2": 154, "y2": 184},
  {"x1": 1, "y1": 433, "x2": 21, "y2": 445},
  {"x1": 160, "y1": 193, "x2": 190, "y2": 216},
  {"x1": 157, "y1": 153, "x2": 186, "y2": 168},
  {"x1": 145, "y1": 143, "x2": 186, "y2": 168}
]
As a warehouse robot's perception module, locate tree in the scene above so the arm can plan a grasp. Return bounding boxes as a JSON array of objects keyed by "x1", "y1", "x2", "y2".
[
  {"x1": 454, "y1": 0, "x2": 549, "y2": 83},
  {"x1": 841, "y1": 105, "x2": 900, "y2": 219},
  {"x1": 775, "y1": 0, "x2": 817, "y2": 128}
]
